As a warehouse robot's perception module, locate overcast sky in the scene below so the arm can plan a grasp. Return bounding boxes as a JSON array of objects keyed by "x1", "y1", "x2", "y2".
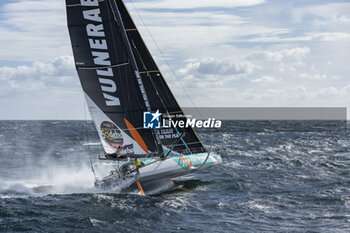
[{"x1": 0, "y1": 0, "x2": 349, "y2": 120}]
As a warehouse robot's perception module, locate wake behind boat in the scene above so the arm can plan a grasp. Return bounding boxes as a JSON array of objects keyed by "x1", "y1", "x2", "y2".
[{"x1": 65, "y1": 0, "x2": 222, "y2": 195}]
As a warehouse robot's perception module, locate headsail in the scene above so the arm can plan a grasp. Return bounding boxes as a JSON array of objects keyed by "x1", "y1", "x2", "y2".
[
  {"x1": 115, "y1": 0, "x2": 206, "y2": 154},
  {"x1": 65, "y1": 0, "x2": 206, "y2": 157}
]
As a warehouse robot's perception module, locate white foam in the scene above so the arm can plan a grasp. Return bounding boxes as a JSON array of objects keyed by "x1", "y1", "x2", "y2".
[
  {"x1": 0, "y1": 164, "x2": 96, "y2": 197},
  {"x1": 158, "y1": 196, "x2": 189, "y2": 210},
  {"x1": 223, "y1": 161, "x2": 242, "y2": 168},
  {"x1": 89, "y1": 217, "x2": 106, "y2": 227},
  {"x1": 246, "y1": 200, "x2": 276, "y2": 214},
  {"x1": 83, "y1": 142, "x2": 101, "y2": 146}
]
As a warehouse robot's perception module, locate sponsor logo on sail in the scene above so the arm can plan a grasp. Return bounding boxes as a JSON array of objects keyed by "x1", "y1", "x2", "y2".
[
  {"x1": 81, "y1": 0, "x2": 121, "y2": 107},
  {"x1": 100, "y1": 121, "x2": 123, "y2": 149}
]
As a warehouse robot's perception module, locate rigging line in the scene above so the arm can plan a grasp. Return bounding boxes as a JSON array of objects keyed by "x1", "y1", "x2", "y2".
[
  {"x1": 127, "y1": 0, "x2": 203, "y2": 119},
  {"x1": 83, "y1": 94, "x2": 90, "y2": 154},
  {"x1": 89, "y1": 153, "x2": 97, "y2": 180},
  {"x1": 174, "y1": 127, "x2": 192, "y2": 154}
]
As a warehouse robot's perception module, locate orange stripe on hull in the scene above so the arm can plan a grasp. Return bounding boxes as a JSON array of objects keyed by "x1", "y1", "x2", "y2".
[{"x1": 124, "y1": 118, "x2": 149, "y2": 153}]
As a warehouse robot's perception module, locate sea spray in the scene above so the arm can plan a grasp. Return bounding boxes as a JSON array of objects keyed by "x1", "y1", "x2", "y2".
[{"x1": 0, "y1": 164, "x2": 97, "y2": 197}]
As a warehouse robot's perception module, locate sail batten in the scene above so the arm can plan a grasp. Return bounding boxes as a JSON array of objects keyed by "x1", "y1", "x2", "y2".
[{"x1": 77, "y1": 61, "x2": 130, "y2": 70}]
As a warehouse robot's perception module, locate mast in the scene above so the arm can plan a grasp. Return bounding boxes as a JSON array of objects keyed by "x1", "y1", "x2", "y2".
[{"x1": 108, "y1": 0, "x2": 162, "y2": 152}]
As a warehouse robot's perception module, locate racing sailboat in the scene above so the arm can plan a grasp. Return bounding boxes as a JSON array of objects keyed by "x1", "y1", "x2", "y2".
[{"x1": 65, "y1": 0, "x2": 222, "y2": 195}]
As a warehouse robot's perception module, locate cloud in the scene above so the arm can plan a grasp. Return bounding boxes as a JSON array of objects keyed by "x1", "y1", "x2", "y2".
[
  {"x1": 127, "y1": 11, "x2": 249, "y2": 27},
  {"x1": 179, "y1": 57, "x2": 256, "y2": 76},
  {"x1": 250, "y1": 47, "x2": 311, "y2": 61},
  {"x1": 270, "y1": 47, "x2": 311, "y2": 61},
  {"x1": 314, "y1": 85, "x2": 350, "y2": 99},
  {"x1": 0, "y1": 0, "x2": 287, "y2": 64},
  {"x1": 251, "y1": 76, "x2": 280, "y2": 84},
  {"x1": 125, "y1": 2, "x2": 292, "y2": 53},
  {"x1": 0, "y1": 0, "x2": 71, "y2": 62},
  {"x1": 309, "y1": 32, "x2": 350, "y2": 41},
  {"x1": 131, "y1": 0, "x2": 266, "y2": 10},
  {"x1": 166, "y1": 57, "x2": 260, "y2": 106},
  {"x1": 299, "y1": 73, "x2": 327, "y2": 80},
  {"x1": 242, "y1": 32, "x2": 350, "y2": 43},
  {"x1": 0, "y1": 55, "x2": 85, "y2": 120},
  {"x1": 291, "y1": 2, "x2": 350, "y2": 25},
  {"x1": 0, "y1": 56, "x2": 79, "y2": 97}
]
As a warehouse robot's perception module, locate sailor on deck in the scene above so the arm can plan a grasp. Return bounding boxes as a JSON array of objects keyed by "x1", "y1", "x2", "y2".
[{"x1": 133, "y1": 159, "x2": 142, "y2": 168}]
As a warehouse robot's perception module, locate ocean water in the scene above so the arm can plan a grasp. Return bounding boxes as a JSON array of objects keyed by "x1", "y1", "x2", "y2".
[{"x1": 1, "y1": 120, "x2": 350, "y2": 232}]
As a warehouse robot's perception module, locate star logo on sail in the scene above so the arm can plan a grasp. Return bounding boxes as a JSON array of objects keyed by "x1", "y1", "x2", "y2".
[{"x1": 143, "y1": 110, "x2": 162, "y2": 129}]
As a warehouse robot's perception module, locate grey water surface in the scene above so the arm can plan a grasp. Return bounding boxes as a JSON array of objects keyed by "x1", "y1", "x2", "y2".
[{"x1": 0, "y1": 120, "x2": 350, "y2": 232}]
